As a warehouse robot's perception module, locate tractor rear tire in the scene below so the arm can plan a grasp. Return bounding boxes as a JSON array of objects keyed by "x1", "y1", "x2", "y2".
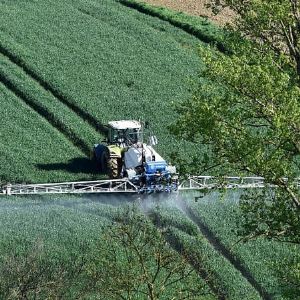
[
  {"x1": 91, "y1": 149, "x2": 96, "y2": 162},
  {"x1": 108, "y1": 157, "x2": 121, "y2": 179},
  {"x1": 100, "y1": 148, "x2": 110, "y2": 174}
]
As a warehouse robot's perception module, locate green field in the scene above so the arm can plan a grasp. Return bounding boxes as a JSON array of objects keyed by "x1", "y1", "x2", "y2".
[
  {"x1": 0, "y1": 0, "x2": 299, "y2": 299},
  {"x1": 0, "y1": 195, "x2": 215, "y2": 299},
  {"x1": 0, "y1": 0, "x2": 207, "y2": 183},
  {"x1": 0, "y1": 193, "x2": 298, "y2": 299},
  {"x1": 183, "y1": 191, "x2": 300, "y2": 299},
  {"x1": 0, "y1": 82, "x2": 92, "y2": 183}
]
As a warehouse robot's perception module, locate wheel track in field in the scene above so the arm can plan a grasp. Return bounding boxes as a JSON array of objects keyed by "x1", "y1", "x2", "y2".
[
  {"x1": 177, "y1": 198, "x2": 273, "y2": 300},
  {"x1": 0, "y1": 42, "x2": 108, "y2": 136},
  {"x1": 164, "y1": 231, "x2": 226, "y2": 300},
  {"x1": 117, "y1": 0, "x2": 227, "y2": 53},
  {"x1": 141, "y1": 207, "x2": 227, "y2": 300},
  {"x1": 0, "y1": 70, "x2": 91, "y2": 156},
  {"x1": 74, "y1": 0, "x2": 227, "y2": 53}
]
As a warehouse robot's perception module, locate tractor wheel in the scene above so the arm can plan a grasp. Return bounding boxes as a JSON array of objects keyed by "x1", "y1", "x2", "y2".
[
  {"x1": 100, "y1": 148, "x2": 110, "y2": 174},
  {"x1": 108, "y1": 157, "x2": 121, "y2": 179},
  {"x1": 91, "y1": 149, "x2": 96, "y2": 161}
]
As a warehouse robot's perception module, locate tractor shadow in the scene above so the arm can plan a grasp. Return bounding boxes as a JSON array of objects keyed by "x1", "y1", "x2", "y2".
[{"x1": 36, "y1": 157, "x2": 102, "y2": 175}]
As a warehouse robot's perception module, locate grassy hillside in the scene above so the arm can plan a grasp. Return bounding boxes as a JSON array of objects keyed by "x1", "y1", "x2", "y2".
[{"x1": 0, "y1": 0, "x2": 209, "y2": 183}]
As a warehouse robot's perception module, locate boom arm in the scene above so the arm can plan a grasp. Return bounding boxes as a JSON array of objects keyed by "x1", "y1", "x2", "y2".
[{"x1": 2, "y1": 176, "x2": 290, "y2": 196}]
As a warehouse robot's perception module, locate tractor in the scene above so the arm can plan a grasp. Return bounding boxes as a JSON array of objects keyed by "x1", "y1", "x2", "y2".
[
  {"x1": 1, "y1": 122, "x2": 272, "y2": 196},
  {"x1": 93, "y1": 120, "x2": 178, "y2": 192}
]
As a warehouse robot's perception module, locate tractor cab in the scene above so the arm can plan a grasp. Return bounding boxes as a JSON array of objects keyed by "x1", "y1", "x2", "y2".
[{"x1": 107, "y1": 120, "x2": 143, "y2": 147}]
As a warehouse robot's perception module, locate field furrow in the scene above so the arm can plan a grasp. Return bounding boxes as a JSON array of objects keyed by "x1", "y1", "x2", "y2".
[
  {"x1": 145, "y1": 201, "x2": 261, "y2": 300},
  {"x1": 178, "y1": 199, "x2": 272, "y2": 300},
  {"x1": 0, "y1": 83, "x2": 91, "y2": 183},
  {"x1": 0, "y1": 60, "x2": 90, "y2": 157},
  {"x1": 161, "y1": 228, "x2": 227, "y2": 300},
  {"x1": 0, "y1": 36, "x2": 107, "y2": 136},
  {"x1": 143, "y1": 210, "x2": 224, "y2": 299}
]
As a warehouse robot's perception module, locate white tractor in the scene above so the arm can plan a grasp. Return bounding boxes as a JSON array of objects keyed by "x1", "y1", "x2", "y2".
[{"x1": 93, "y1": 120, "x2": 178, "y2": 193}]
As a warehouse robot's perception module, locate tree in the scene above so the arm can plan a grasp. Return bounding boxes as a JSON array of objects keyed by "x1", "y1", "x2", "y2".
[
  {"x1": 0, "y1": 210, "x2": 209, "y2": 300},
  {"x1": 208, "y1": 0, "x2": 300, "y2": 77},
  {"x1": 85, "y1": 208, "x2": 209, "y2": 300},
  {"x1": 171, "y1": 0, "x2": 300, "y2": 244}
]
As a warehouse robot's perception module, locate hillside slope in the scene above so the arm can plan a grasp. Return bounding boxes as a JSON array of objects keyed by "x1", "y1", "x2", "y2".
[{"x1": 0, "y1": 0, "x2": 206, "y2": 183}]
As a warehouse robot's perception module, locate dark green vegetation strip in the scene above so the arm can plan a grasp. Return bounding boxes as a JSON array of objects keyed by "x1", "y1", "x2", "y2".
[
  {"x1": 117, "y1": 0, "x2": 227, "y2": 53},
  {"x1": 148, "y1": 205, "x2": 261, "y2": 300}
]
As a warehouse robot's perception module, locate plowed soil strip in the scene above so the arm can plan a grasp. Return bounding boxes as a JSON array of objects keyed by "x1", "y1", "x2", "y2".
[
  {"x1": 141, "y1": 0, "x2": 235, "y2": 27},
  {"x1": 177, "y1": 198, "x2": 272, "y2": 300}
]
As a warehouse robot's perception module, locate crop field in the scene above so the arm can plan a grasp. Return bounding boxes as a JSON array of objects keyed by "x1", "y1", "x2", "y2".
[
  {"x1": 0, "y1": 0, "x2": 212, "y2": 183},
  {"x1": 184, "y1": 191, "x2": 300, "y2": 299},
  {"x1": 0, "y1": 195, "x2": 215, "y2": 299},
  {"x1": 0, "y1": 192, "x2": 298, "y2": 299},
  {"x1": 0, "y1": 82, "x2": 93, "y2": 183},
  {"x1": 0, "y1": 0, "x2": 299, "y2": 299},
  {"x1": 148, "y1": 201, "x2": 261, "y2": 299}
]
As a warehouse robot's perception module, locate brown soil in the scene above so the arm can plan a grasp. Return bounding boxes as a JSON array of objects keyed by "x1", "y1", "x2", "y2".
[{"x1": 141, "y1": 0, "x2": 235, "y2": 26}]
